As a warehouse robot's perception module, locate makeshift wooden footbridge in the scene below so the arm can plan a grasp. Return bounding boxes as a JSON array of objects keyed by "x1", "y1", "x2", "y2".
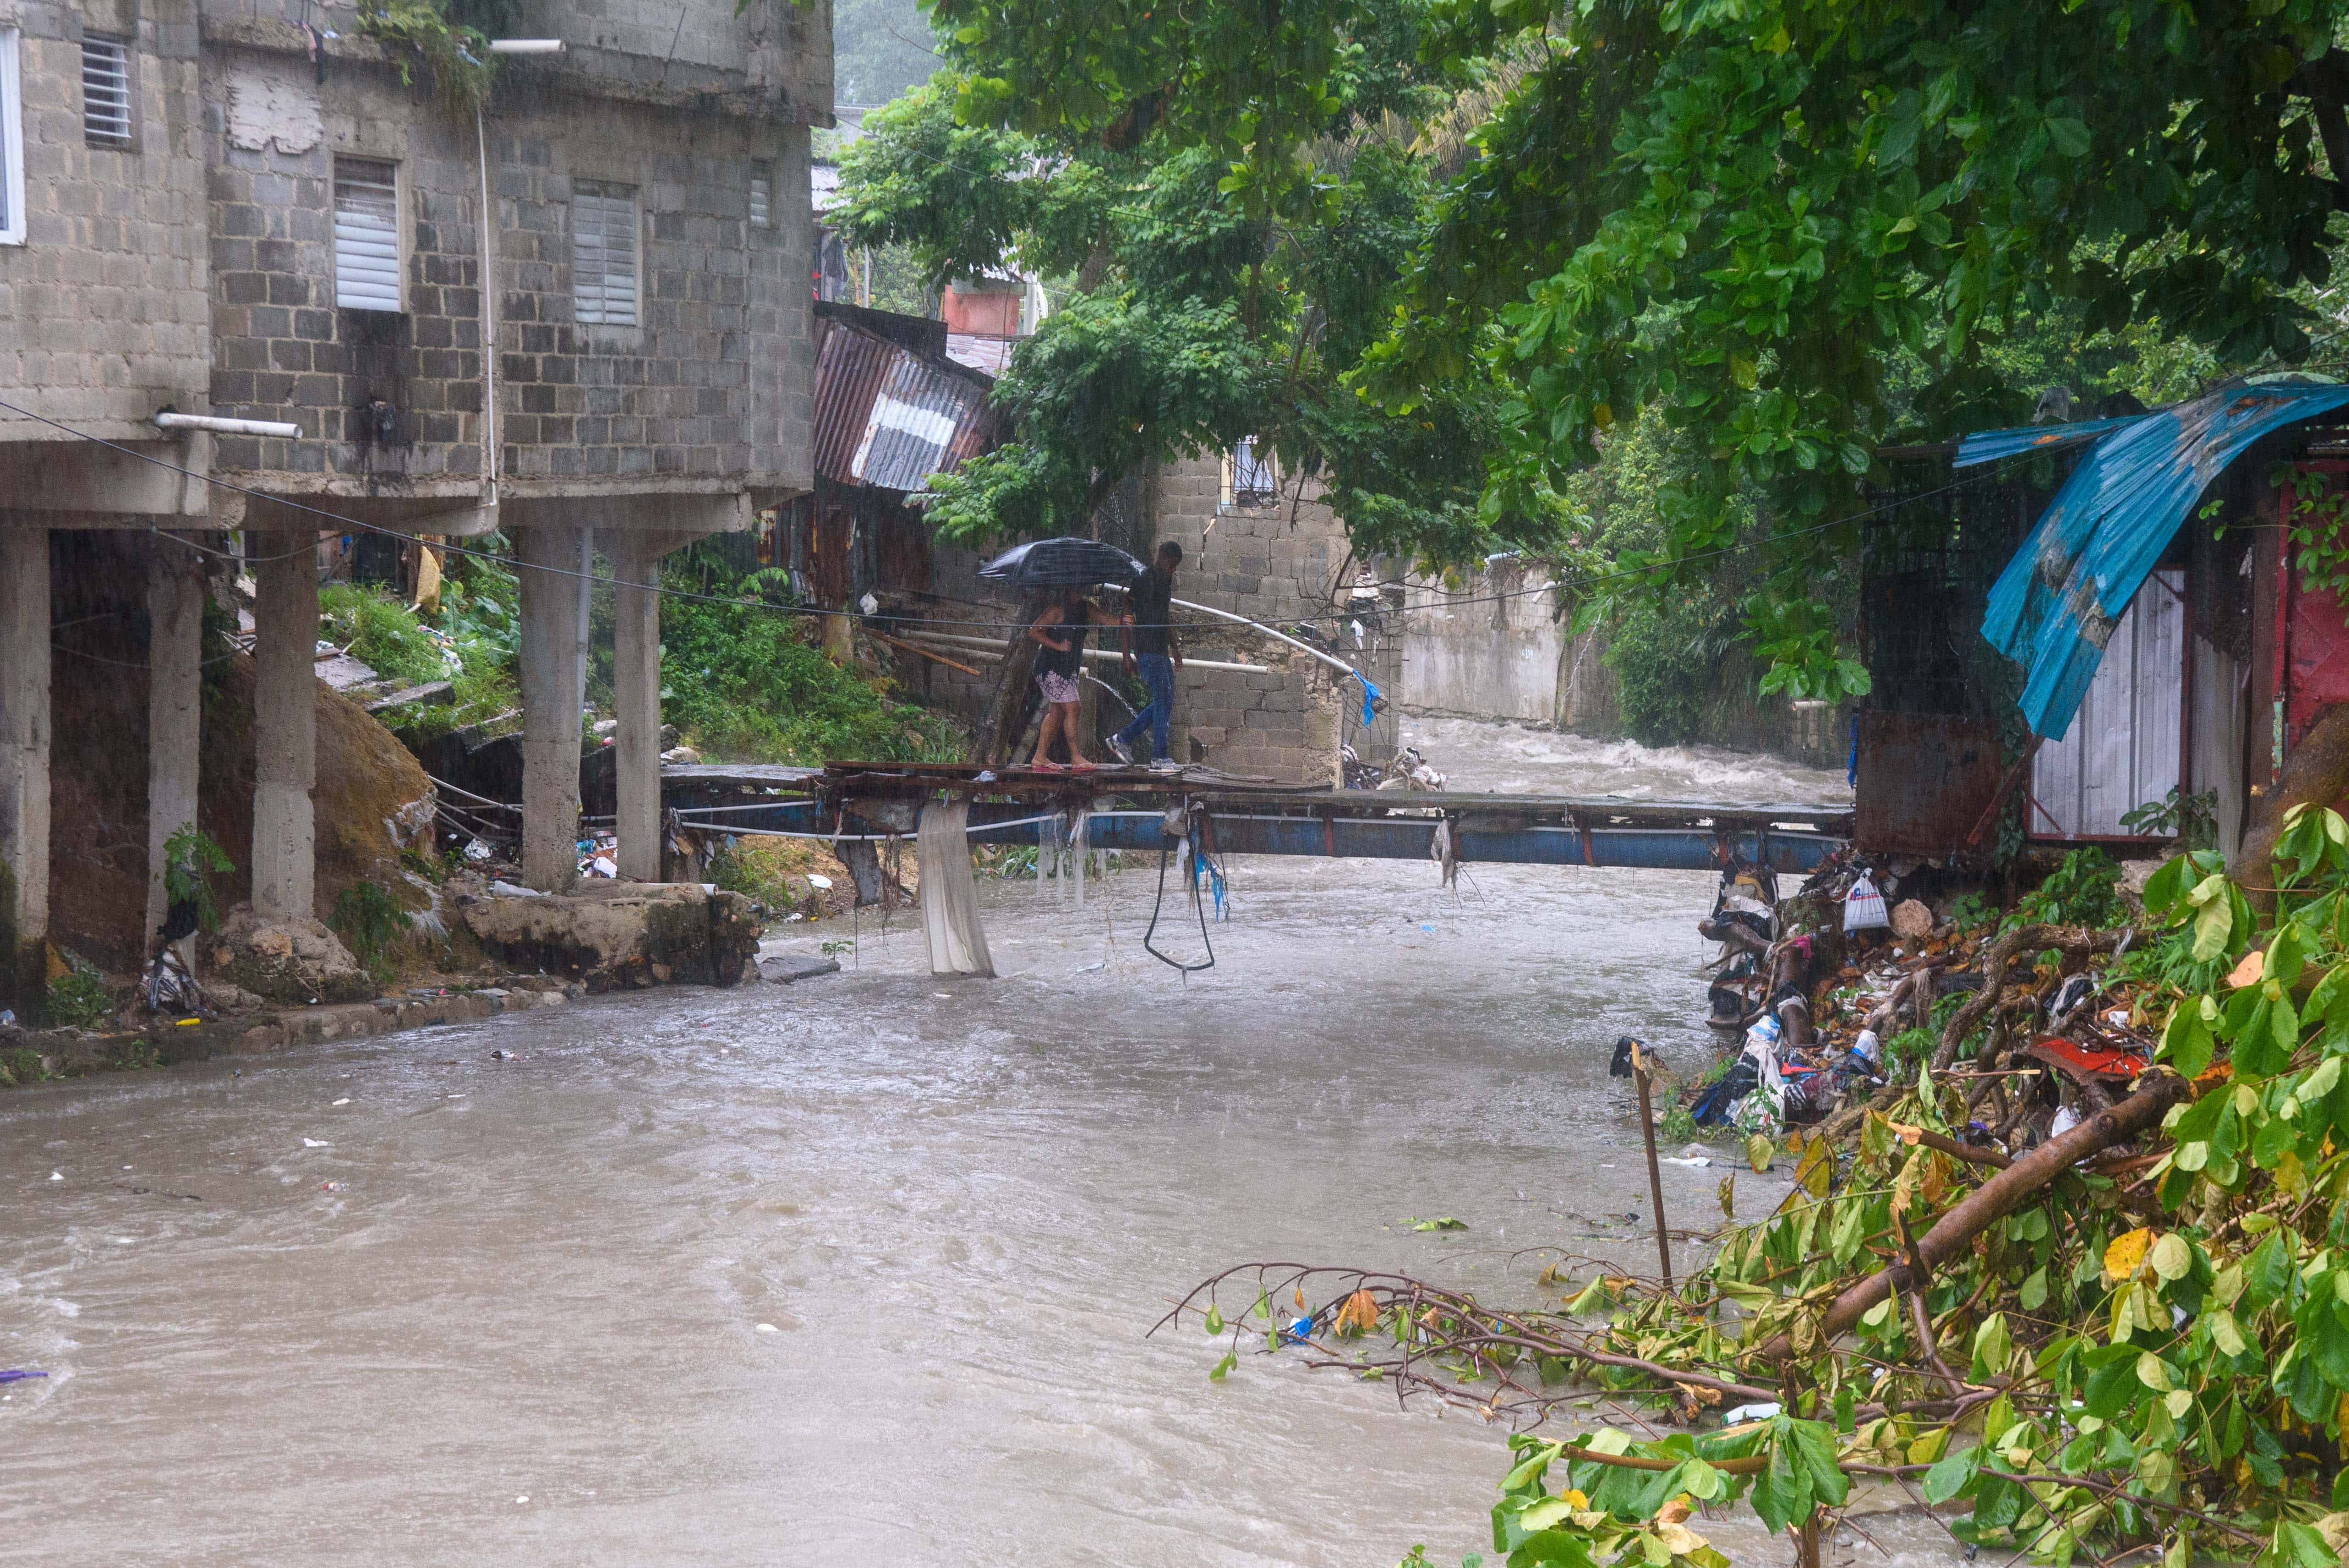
[{"x1": 659, "y1": 762, "x2": 1853, "y2": 874}]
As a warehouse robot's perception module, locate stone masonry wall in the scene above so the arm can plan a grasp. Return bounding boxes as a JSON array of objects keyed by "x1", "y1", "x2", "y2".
[
  {"x1": 199, "y1": 41, "x2": 813, "y2": 502},
  {"x1": 0, "y1": 0, "x2": 210, "y2": 441}
]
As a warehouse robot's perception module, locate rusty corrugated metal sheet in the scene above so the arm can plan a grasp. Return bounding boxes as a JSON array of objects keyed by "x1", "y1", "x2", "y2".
[
  {"x1": 812, "y1": 313, "x2": 996, "y2": 494},
  {"x1": 812, "y1": 320, "x2": 896, "y2": 484},
  {"x1": 1854, "y1": 711, "x2": 2006, "y2": 864}
]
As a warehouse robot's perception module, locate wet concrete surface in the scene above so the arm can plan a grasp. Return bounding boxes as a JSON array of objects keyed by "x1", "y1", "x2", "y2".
[{"x1": 2, "y1": 722, "x2": 1952, "y2": 1567}]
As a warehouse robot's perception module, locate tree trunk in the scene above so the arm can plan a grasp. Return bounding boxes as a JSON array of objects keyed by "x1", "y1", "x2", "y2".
[
  {"x1": 2233, "y1": 698, "x2": 2349, "y2": 898},
  {"x1": 970, "y1": 593, "x2": 1044, "y2": 766}
]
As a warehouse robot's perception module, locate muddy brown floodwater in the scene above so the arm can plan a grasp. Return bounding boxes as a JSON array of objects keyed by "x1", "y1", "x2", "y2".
[{"x1": 0, "y1": 720, "x2": 1954, "y2": 1568}]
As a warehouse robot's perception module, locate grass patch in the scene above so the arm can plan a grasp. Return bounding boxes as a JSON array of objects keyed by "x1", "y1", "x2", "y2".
[
  {"x1": 330, "y1": 880, "x2": 414, "y2": 983},
  {"x1": 320, "y1": 581, "x2": 453, "y2": 685},
  {"x1": 45, "y1": 965, "x2": 115, "y2": 1029}
]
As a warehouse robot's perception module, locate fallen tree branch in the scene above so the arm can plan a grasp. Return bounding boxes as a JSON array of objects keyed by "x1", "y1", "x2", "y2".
[
  {"x1": 1934, "y1": 925, "x2": 2124, "y2": 1073},
  {"x1": 1757, "y1": 1073, "x2": 2189, "y2": 1360}
]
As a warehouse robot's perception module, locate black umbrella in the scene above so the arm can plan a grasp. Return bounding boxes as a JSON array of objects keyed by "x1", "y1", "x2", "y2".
[{"x1": 977, "y1": 537, "x2": 1145, "y2": 593}]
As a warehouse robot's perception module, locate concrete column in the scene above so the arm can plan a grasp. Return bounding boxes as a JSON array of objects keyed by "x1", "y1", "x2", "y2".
[
  {"x1": 516, "y1": 523, "x2": 586, "y2": 892},
  {"x1": 146, "y1": 538, "x2": 205, "y2": 951},
  {"x1": 251, "y1": 529, "x2": 318, "y2": 921},
  {"x1": 0, "y1": 528, "x2": 50, "y2": 1010},
  {"x1": 612, "y1": 532, "x2": 663, "y2": 883}
]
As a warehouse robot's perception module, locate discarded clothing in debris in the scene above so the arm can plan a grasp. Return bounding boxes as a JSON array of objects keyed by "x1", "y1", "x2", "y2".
[
  {"x1": 1690, "y1": 1059, "x2": 1759, "y2": 1126},
  {"x1": 917, "y1": 799, "x2": 995, "y2": 978}
]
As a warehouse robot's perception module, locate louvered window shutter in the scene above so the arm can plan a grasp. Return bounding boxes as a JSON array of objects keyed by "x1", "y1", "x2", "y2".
[
  {"x1": 333, "y1": 158, "x2": 403, "y2": 312},
  {"x1": 573, "y1": 183, "x2": 639, "y2": 327},
  {"x1": 750, "y1": 170, "x2": 771, "y2": 229},
  {"x1": 81, "y1": 35, "x2": 130, "y2": 145}
]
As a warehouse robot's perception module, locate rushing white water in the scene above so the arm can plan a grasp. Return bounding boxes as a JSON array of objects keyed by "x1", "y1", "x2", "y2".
[{"x1": 2, "y1": 722, "x2": 1956, "y2": 1568}]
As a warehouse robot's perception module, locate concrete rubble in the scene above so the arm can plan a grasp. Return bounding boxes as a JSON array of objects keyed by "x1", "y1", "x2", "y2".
[
  {"x1": 207, "y1": 910, "x2": 373, "y2": 1005},
  {"x1": 457, "y1": 881, "x2": 761, "y2": 992}
]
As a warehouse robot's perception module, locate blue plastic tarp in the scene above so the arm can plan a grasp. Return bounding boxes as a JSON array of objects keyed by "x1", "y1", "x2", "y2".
[{"x1": 1975, "y1": 382, "x2": 2349, "y2": 739}]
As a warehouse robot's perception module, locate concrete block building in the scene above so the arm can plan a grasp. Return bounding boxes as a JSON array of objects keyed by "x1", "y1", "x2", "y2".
[{"x1": 0, "y1": 0, "x2": 829, "y2": 1010}]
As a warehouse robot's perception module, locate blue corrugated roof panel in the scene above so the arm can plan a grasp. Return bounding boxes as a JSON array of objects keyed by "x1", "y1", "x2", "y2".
[
  {"x1": 1980, "y1": 381, "x2": 2349, "y2": 739},
  {"x1": 1952, "y1": 415, "x2": 2142, "y2": 467}
]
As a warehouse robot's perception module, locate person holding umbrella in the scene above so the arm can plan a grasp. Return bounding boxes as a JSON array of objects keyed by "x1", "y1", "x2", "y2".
[
  {"x1": 1026, "y1": 585, "x2": 1099, "y2": 770},
  {"x1": 1105, "y1": 541, "x2": 1184, "y2": 772}
]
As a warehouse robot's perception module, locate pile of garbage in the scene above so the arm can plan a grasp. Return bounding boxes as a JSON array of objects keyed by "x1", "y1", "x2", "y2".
[{"x1": 1687, "y1": 848, "x2": 2155, "y2": 1150}]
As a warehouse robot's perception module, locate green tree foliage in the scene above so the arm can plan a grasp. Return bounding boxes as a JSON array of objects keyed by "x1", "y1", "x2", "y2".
[
  {"x1": 654, "y1": 549, "x2": 967, "y2": 763},
  {"x1": 912, "y1": 0, "x2": 2349, "y2": 688},
  {"x1": 1371, "y1": 0, "x2": 2349, "y2": 697},
  {"x1": 832, "y1": 19, "x2": 1571, "y2": 563}
]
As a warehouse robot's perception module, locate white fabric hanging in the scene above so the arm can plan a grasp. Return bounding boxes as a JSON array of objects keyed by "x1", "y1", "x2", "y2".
[{"x1": 919, "y1": 800, "x2": 995, "y2": 977}]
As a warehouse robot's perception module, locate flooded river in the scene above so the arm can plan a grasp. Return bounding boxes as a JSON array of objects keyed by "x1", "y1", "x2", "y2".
[{"x1": 2, "y1": 720, "x2": 1884, "y2": 1567}]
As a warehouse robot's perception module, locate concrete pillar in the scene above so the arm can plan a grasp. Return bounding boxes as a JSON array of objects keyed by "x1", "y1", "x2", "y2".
[
  {"x1": 251, "y1": 529, "x2": 318, "y2": 921},
  {"x1": 612, "y1": 532, "x2": 663, "y2": 883},
  {"x1": 146, "y1": 538, "x2": 205, "y2": 951},
  {"x1": 0, "y1": 528, "x2": 50, "y2": 1010},
  {"x1": 516, "y1": 523, "x2": 586, "y2": 892}
]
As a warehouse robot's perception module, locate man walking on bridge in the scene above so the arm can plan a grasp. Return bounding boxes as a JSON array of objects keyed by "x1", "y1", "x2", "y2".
[{"x1": 1107, "y1": 541, "x2": 1185, "y2": 772}]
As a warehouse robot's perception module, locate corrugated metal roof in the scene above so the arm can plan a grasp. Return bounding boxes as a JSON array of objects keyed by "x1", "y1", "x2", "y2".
[
  {"x1": 1980, "y1": 380, "x2": 2349, "y2": 739},
  {"x1": 946, "y1": 333, "x2": 1015, "y2": 376},
  {"x1": 811, "y1": 312, "x2": 997, "y2": 496},
  {"x1": 1951, "y1": 414, "x2": 2142, "y2": 467}
]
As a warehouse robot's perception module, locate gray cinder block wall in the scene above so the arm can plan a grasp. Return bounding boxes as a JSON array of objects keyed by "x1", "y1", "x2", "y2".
[
  {"x1": 196, "y1": 0, "x2": 824, "y2": 516},
  {"x1": 1141, "y1": 453, "x2": 1379, "y2": 786},
  {"x1": 0, "y1": 0, "x2": 212, "y2": 435},
  {"x1": 903, "y1": 452, "x2": 1388, "y2": 787}
]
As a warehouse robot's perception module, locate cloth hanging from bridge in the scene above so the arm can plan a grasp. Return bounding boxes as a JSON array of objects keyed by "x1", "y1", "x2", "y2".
[
  {"x1": 1971, "y1": 379, "x2": 2349, "y2": 739},
  {"x1": 918, "y1": 799, "x2": 995, "y2": 978}
]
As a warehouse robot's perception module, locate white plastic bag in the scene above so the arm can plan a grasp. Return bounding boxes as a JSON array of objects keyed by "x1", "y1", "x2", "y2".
[{"x1": 1843, "y1": 873, "x2": 1889, "y2": 933}]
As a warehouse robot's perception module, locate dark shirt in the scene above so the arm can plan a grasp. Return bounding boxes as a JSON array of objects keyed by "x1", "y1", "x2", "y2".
[
  {"x1": 1129, "y1": 566, "x2": 1174, "y2": 658},
  {"x1": 1037, "y1": 601, "x2": 1091, "y2": 677}
]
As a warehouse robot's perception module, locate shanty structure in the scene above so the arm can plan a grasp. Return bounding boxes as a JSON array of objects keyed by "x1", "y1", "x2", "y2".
[
  {"x1": 782, "y1": 301, "x2": 997, "y2": 607},
  {"x1": 1855, "y1": 377, "x2": 2349, "y2": 861}
]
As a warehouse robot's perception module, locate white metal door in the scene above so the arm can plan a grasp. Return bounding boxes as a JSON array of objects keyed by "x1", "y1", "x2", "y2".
[{"x1": 2030, "y1": 569, "x2": 2184, "y2": 839}]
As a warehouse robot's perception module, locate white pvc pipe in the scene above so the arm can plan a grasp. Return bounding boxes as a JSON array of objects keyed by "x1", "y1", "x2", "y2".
[
  {"x1": 1168, "y1": 595, "x2": 1360, "y2": 680},
  {"x1": 154, "y1": 412, "x2": 301, "y2": 440},
  {"x1": 488, "y1": 39, "x2": 565, "y2": 53}
]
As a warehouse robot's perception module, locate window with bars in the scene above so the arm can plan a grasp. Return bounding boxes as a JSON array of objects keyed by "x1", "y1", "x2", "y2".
[
  {"x1": 572, "y1": 180, "x2": 640, "y2": 328},
  {"x1": 1229, "y1": 436, "x2": 1276, "y2": 508},
  {"x1": 81, "y1": 34, "x2": 131, "y2": 145},
  {"x1": 332, "y1": 157, "x2": 403, "y2": 312},
  {"x1": 0, "y1": 29, "x2": 22, "y2": 246},
  {"x1": 749, "y1": 166, "x2": 772, "y2": 229}
]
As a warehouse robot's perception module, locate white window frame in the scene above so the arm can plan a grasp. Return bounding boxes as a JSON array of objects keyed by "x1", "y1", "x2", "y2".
[
  {"x1": 1225, "y1": 436, "x2": 1276, "y2": 509},
  {"x1": 80, "y1": 32, "x2": 133, "y2": 148},
  {"x1": 749, "y1": 163, "x2": 772, "y2": 229},
  {"x1": 332, "y1": 156, "x2": 405, "y2": 312},
  {"x1": 0, "y1": 29, "x2": 26, "y2": 246},
  {"x1": 572, "y1": 179, "x2": 641, "y2": 329}
]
